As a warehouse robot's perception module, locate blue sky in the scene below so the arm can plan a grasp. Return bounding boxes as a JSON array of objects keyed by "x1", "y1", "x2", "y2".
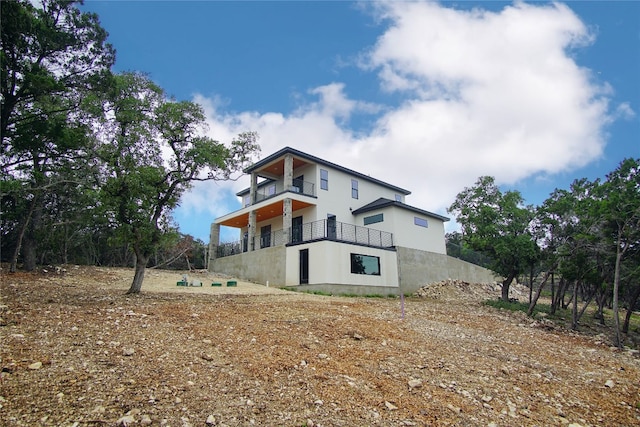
[{"x1": 80, "y1": 1, "x2": 639, "y2": 243}]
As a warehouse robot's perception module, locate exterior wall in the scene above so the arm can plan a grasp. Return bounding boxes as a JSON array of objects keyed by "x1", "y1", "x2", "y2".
[
  {"x1": 210, "y1": 246, "x2": 286, "y2": 286},
  {"x1": 313, "y1": 165, "x2": 403, "y2": 225},
  {"x1": 284, "y1": 240, "x2": 398, "y2": 288},
  {"x1": 354, "y1": 207, "x2": 447, "y2": 254},
  {"x1": 396, "y1": 246, "x2": 498, "y2": 293}
]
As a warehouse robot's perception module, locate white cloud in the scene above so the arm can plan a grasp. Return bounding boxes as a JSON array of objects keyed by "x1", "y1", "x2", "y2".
[{"x1": 178, "y1": 1, "x2": 616, "y2": 235}]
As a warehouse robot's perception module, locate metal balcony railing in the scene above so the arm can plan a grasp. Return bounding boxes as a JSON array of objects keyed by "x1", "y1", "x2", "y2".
[
  {"x1": 215, "y1": 219, "x2": 394, "y2": 258},
  {"x1": 250, "y1": 179, "x2": 316, "y2": 205}
]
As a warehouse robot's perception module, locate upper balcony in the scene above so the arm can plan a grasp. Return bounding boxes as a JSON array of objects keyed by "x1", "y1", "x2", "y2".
[{"x1": 247, "y1": 178, "x2": 316, "y2": 207}]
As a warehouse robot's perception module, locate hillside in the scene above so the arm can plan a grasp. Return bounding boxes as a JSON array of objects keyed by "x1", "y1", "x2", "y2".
[{"x1": 1, "y1": 266, "x2": 639, "y2": 426}]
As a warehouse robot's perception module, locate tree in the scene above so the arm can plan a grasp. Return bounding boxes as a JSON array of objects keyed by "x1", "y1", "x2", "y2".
[
  {"x1": 597, "y1": 158, "x2": 640, "y2": 347},
  {"x1": 448, "y1": 176, "x2": 538, "y2": 301},
  {"x1": 96, "y1": 73, "x2": 259, "y2": 294},
  {"x1": 1, "y1": 0, "x2": 114, "y2": 271}
]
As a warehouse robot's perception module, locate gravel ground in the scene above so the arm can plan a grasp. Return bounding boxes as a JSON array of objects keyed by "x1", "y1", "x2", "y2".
[{"x1": 1, "y1": 266, "x2": 639, "y2": 426}]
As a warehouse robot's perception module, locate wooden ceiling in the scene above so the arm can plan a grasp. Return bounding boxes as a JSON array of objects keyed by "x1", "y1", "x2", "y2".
[{"x1": 218, "y1": 199, "x2": 314, "y2": 228}]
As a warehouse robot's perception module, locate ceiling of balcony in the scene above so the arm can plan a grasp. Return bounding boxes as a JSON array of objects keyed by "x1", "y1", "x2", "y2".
[
  {"x1": 256, "y1": 157, "x2": 310, "y2": 179},
  {"x1": 218, "y1": 199, "x2": 314, "y2": 228}
]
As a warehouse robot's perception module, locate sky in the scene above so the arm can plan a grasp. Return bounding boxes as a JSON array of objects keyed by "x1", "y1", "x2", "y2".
[{"x1": 80, "y1": 0, "x2": 640, "y2": 243}]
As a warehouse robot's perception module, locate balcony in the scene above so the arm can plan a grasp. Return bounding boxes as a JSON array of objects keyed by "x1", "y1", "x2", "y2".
[
  {"x1": 216, "y1": 219, "x2": 394, "y2": 258},
  {"x1": 248, "y1": 179, "x2": 316, "y2": 206}
]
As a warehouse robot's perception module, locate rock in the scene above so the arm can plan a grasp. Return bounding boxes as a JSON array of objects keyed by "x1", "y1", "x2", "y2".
[
  {"x1": 317, "y1": 353, "x2": 329, "y2": 359},
  {"x1": 408, "y1": 379, "x2": 423, "y2": 389},
  {"x1": 117, "y1": 415, "x2": 135, "y2": 426},
  {"x1": 605, "y1": 380, "x2": 615, "y2": 388},
  {"x1": 205, "y1": 415, "x2": 216, "y2": 425},
  {"x1": 447, "y1": 404, "x2": 461, "y2": 414},
  {"x1": 122, "y1": 348, "x2": 135, "y2": 356},
  {"x1": 28, "y1": 362, "x2": 42, "y2": 370},
  {"x1": 385, "y1": 401, "x2": 398, "y2": 410},
  {"x1": 140, "y1": 415, "x2": 152, "y2": 425}
]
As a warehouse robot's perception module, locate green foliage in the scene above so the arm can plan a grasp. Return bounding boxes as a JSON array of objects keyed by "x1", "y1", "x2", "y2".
[{"x1": 448, "y1": 176, "x2": 537, "y2": 300}]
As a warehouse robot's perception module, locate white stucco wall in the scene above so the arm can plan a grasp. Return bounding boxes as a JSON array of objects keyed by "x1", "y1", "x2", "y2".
[{"x1": 285, "y1": 241, "x2": 399, "y2": 288}]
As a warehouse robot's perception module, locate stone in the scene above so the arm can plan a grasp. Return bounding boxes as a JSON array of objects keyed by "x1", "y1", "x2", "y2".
[
  {"x1": 28, "y1": 362, "x2": 42, "y2": 370},
  {"x1": 605, "y1": 380, "x2": 615, "y2": 388},
  {"x1": 408, "y1": 379, "x2": 423, "y2": 389},
  {"x1": 205, "y1": 415, "x2": 216, "y2": 425},
  {"x1": 385, "y1": 401, "x2": 398, "y2": 410},
  {"x1": 140, "y1": 415, "x2": 152, "y2": 425},
  {"x1": 116, "y1": 415, "x2": 135, "y2": 426},
  {"x1": 122, "y1": 348, "x2": 135, "y2": 356}
]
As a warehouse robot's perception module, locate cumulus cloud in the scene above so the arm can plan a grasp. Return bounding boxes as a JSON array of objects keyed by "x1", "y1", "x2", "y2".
[{"x1": 179, "y1": 1, "x2": 617, "y2": 230}]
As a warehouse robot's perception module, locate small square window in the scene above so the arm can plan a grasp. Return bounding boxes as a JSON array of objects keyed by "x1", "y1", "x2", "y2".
[{"x1": 395, "y1": 194, "x2": 402, "y2": 202}]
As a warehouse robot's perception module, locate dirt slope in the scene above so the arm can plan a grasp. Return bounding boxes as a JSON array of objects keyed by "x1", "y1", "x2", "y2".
[{"x1": 1, "y1": 266, "x2": 639, "y2": 426}]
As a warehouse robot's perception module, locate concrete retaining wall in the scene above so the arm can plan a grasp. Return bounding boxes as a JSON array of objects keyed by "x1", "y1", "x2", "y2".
[
  {"x1": 210, "y1": 246, "x2": 287, "y2": 286},
  {"x1": 396, "y1": 246, "x2": 498, "y2": 293}
]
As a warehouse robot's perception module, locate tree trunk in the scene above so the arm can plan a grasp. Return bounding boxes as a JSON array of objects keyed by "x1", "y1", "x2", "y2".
[
  {"x1": 9, "y1": 196, "x2": 39, "y2": 272},
  {"x1": 612, "y1": 240, "x2": 623, "y2": 348},
  {"x1": 622, "y1": 285, "x2": 640, "y2": 334},
  {"x1": 127, "y1": 250, "x2": 148, "y2": 294},
  {"x1": 501, "y1": 271, "x2": 516, "y2": 302},
  {"x1": 527, "y1": 268, "x2": 554, "y2": 316},
  {"x1": 571, "y1": 280, "x2": 579, "y2": 330}
]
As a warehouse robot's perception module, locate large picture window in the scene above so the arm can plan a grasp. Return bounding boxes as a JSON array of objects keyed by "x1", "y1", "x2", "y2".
[{"x1": 350, "y1": 253, "x2": 380, "y2": 276}]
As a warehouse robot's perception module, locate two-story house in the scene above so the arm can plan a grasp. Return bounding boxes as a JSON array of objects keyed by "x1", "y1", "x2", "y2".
[{"x1": 209, "y1": 147, "x2": 495, "y2": 294}]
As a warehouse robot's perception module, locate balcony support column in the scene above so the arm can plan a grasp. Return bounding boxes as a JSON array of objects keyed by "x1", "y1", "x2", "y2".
[
  {"x1": 249, "y1": 172, "x2": 258, "y2": 204},
  {"x1": 284, "y1": 154, "x2": 293, "y2": 191},
  {"x1": 248, "y1": 210, "x2": 257, "y2": 251},
  {"x1": 208, "y1": 223, "x2": 220, "y2": 269},
  {"x1": 283, "y1": 198, "x2": 292, "y2": 244}
]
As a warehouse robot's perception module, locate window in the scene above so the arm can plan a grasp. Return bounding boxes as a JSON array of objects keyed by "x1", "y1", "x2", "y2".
[
  {"x1": 351, "y1": 179, "x2": 359, "y2": 199},
  {"x1": 267, "y1": 184, "x2": 276, "y2": 196},
  {"x1": 350, "y1": 253, "x2": 380, "y2": 276},
  {"x1": 414, "y1": 217, "x2": 428, "y2": 228},
  {"x1": 395, "y1": 194, "x2": 403, "y2": 202},
  {"x1": 243, "y1": 195, "x2": 250, "y2": 207},
  {"x1": 320, "y1": 169, "x2": 328, "y2": 190},
  {"x1": 364, "y1": 213, "x2": 383, "y2": 225}
]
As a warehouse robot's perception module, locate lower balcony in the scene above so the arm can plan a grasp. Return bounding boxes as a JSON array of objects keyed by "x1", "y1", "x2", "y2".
[{"x1": 215, "y1": 219, "x2": 394, "y2": 258}]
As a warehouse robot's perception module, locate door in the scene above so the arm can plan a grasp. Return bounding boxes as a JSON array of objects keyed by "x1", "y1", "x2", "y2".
[
  {"x1": 260, "y1": 225, "x2": 271, "y2": 248},
  {"x1": 293, "y1": 175, "x2": 304, "y2": 193},
  {"x1": 327, "y1": 214, "x2": 336, "y2": 240},
  {"x1": 292, "y1": 215, "x2": 303, "y2": 243},
  {"x1": 299, "y1": 249, "x2": 309, "y2": 284}
]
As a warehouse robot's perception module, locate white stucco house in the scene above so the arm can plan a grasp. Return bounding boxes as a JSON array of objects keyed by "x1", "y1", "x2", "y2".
[{"x1": 209, "y1": 147, "x2": 495, "y2": 294}]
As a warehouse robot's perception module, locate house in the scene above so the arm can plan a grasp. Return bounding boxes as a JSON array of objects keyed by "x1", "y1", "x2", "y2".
[{"x1": 208, "y1": 147, "x2": 495, "y2": 294}]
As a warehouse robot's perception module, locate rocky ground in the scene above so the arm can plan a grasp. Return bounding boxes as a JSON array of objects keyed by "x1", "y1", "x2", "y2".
[{"x1": 1, "y1": 266, "x2": 639, "y2": 426}]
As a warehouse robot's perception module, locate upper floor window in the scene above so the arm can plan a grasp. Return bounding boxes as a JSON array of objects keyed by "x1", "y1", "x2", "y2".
[
  {"x1": 243, "y1": 195, "x2": 250, "y2": 207},
  {"x1": 395, "y1": 194, "x2": 403, "y2": 202},
  {"x1": 414, "y1": 217, "x2": 428, "y2": 228},
  {"x1": 351, "y1": 179, "x2": 359, "y2": 199},
  {"x1": 267, "y1": 183, "x2": 276, "y2": 196},
  {"x1": 364, "y1": 213, "x2": 383, "y2": 225},
  {"x1": 320, "y1": 169, "x2": 329, "y2": 190}
]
